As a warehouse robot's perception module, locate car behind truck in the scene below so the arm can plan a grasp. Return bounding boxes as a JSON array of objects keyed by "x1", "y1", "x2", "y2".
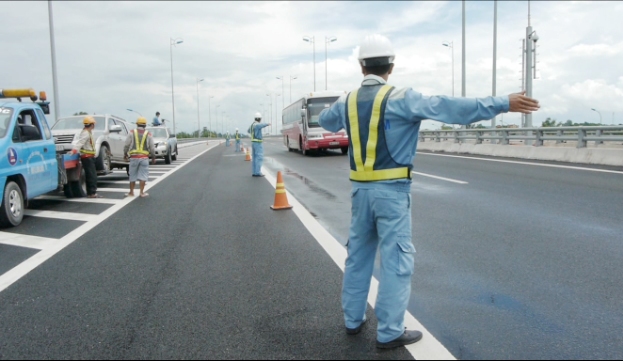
[{"x1": 0, "y1": 88, "x2": 86, "y2": 227}]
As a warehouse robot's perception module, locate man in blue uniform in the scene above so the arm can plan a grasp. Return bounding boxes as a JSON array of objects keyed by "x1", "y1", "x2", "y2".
[
  {"x1": 248, "y1": 112, "x2": 270, "y2": 177},
  {"x1": 152, "y1": 112, "x2": 161, "y2": 126},
  {"x1": 319, "y1": 34, "x2": 540, "y2": 349},
  {"x1": 234, "y1": 128, "x2": 241, "y2": 152}
]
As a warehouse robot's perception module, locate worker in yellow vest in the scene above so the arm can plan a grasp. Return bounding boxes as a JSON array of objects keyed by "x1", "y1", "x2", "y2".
[
  {"x1": 123, "y1": 117, "x2": 156, "y2": 198},
  {"x1": 71, "y1": 116, "x2": 100, "y2": 198},
  {"x1": 319, "y1": 34, "x2": 540, "y2": 349}
]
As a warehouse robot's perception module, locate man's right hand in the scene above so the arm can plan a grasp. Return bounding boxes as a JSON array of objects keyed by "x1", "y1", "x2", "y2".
[{"x1": 508, "y1": 91, "x2": 540, "y2": 114}]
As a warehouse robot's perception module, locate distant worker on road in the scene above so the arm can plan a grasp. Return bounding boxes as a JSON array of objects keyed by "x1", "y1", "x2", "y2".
[
  {"x1": 234, "y1": 128, "x2": 241, "y2": 152},
  {"x1": 318, "y1": 34, "x2": 540, "y2": 350},
  {"x1": 124, "y1": 117, "x2": 156, "y2": 198},
  {"x1": 248, "y1": 112, "x2": 270, "y2": 177},
  {"x1": 71, "y1": 116, "x2": 101, "y2": 198},
  {"x1": 152, "y1": 112, "x2": 161, "y2": 126},
  {"x1": 225, "y1": 131, "x2": 231, "y2": 147}
]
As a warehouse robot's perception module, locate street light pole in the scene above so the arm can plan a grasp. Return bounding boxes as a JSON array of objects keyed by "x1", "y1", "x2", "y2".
[
  {"x1": 591, "y1": 108, "x2": 602, "y2": 124},
  {"x1": 47, "y1": 1, "x2": 60, "y2": 121},
  {"x1": 275, "y1": 94, "x2": 281, "y2": 135},
  {"x1": 208, "y1": 95, "x2": 214, "y2": 138},
  {"x1": 266, "y1": 94, "x2": 272, "y2": 130},
  {"x1": 325, "y1": 36, "x2": 337, "y2": 90},
  {"x1": 303, "y1": 36, "x2": 316, "y2": 91},
  {"x1": 289, "y1": 76, "x2": 297, "y2": 103},
  {"x1": 492, "y1": 0, "x2": 498, "y2": 129},
  {"x1": 276, "y1": 76, "x2": 285, "y2": 110},
  {"x1": 196, "y1": 78, "x2": 204, "y2": 138},
  {"x1": 126, "y1": 109, "x2": 143, "y2": 117},
  {"x1": 215, "y1": 104, "x2": 221, "y2": 137},
  {"x1": 442, "y1": 42, "x2": 454, "y2": 97},
  {"x1": 170, "y1": 37, "x2": 184, "y2": 135}
]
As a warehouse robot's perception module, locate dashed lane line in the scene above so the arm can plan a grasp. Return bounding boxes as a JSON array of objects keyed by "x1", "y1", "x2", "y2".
[{"x1": 262, "y1": 168, "x2": 456, "y2": 361}]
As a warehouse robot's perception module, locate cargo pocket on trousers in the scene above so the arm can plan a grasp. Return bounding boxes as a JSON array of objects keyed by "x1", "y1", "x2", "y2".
[{"x1": 396, "y1": 237, "x2": 416, "y2": 276}]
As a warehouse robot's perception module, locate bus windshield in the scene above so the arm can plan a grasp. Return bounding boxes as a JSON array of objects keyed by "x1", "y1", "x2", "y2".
[
  {"x1": 307, "y1": 97, "x2": 339, "y2": 128},
  {"x1": 0, "y1": 107, "x2": 14, "y2": 139}
]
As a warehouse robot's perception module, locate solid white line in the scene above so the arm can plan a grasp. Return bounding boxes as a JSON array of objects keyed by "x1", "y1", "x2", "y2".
[
  {"x1": 262, "y1": 169, "x2": 456, "y2": 361},
  {"x1": 0, "y1": 142, "x2": 221, "y2": 294},
  {"x1": 418, "y1": 152, "x2": 623, "y2": 175},
  {"x1": 34, "y1": 195, "x2": 120, "y2": 204},
  {"x1": 411, "y1": 171, "x2": 468, "y2": 185},
  {"x1": 94, "y1": 188, "x2": 128, "y2": 193},
  {"x1": 23, "y1": 210, "x2": 96, "y2": 222},
  {"x1": 0, "y1": 232, "x2": 55, "y2": 250}
]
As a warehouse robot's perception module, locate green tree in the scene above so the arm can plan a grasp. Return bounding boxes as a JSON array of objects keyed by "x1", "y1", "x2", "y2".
[
  {"x1": 542, "y1": 117, "x2": 559, "y2": 127},
  {"x1": 73, "y1": 111, "x2": 89, "y2": 116}
]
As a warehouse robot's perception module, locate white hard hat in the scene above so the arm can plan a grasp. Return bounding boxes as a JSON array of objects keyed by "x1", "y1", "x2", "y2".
[
  {"x1": 236, "y1": 128, "x2": 239, "y2": 131},
  {"x1": 255, "y1": 112, "x2": 262, "y2": 119},
  {"x1": 358, "y1": 34, "x2": 396, "y2": 67}
]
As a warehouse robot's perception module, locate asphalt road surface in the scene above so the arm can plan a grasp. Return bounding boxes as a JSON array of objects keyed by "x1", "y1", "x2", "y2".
[{"x1": 1, "y1": 137, "x2": 622, "y2": 359}]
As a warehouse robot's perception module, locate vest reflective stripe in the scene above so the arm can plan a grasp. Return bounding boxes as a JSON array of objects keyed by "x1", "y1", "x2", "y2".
[
  {"x1": 250, "y1": 123, "x2": 262, "y2": 142},
  {"x1": 80, "y1": 131, "x2": 96, "y2": 156},
  {"x1": 347, "y1": 85, "x2": 411, "y2": 182},
  {"x1": 235, "y1": 132, "x2": 240, "y2": 140},
  {"x1": 129, "y1": 130, "x2": 150, "y2": 155}
]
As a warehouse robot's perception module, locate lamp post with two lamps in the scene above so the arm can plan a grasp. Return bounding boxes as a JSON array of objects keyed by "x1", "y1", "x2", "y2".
[
  {"x1": 442, "y1": 42, "x2": 454, "y2": 97},
  {"x1": 170, "y1": 37, "x2": 183, "y2": 135},
  {"x1": 302, "y1": 36, "x2": 316, "y2": 91},
  {"x1": 325, "y1": 36, "x2": 337, "y2": 90}
]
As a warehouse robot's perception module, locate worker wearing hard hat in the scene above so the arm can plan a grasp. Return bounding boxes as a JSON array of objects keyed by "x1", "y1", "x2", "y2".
[
  {"x1": 318, "y1": 34, "x2": 540, "y2": 349},
  {"x1": 234, "y1": 128, "x2": 241, "y2": 152},
  {"x1": 123, "y1": 117, "x2": 156, "y2": 198},
  {"x1": 71, "y1": 116, "x2": 101, "y2": 198},
  {"x1": 247, "y1": 112, "x2": 271, "y2": 177}
]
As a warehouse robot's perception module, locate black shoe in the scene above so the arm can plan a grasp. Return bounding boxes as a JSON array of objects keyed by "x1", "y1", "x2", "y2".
[
  {"x1": 252, "y1": 174, "x2": 265, "y2": 177},
  {"x1": 376, "y1": 330, "x2": 423, "y2": 349},
  {"x1": 345, "y1": 317, "x2": 367, "y2": 335}
]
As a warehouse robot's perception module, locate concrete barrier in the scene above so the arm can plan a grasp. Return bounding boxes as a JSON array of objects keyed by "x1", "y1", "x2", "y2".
[{"x1": 417, "y1": 141, "x2": 623, "y2": 167}]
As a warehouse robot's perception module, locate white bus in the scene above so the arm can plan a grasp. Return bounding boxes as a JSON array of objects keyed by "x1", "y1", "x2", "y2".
[{"x1": 281, "y1": 91, "x2": 349, "y2": 156}]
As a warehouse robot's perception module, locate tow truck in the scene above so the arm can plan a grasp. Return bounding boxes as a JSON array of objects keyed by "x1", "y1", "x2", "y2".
[{"x1": 0, "y1": 88, "x2": 86, "y2": 227}]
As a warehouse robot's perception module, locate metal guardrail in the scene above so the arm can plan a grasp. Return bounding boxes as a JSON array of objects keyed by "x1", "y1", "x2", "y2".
[{"x1": 419, "y1": 126, "x2": 623, "y2": 148}]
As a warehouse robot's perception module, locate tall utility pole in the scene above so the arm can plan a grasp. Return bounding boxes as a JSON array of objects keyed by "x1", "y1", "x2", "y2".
[
  {"x1": 461, "y1": 0, "x2": 466, "y2": 129},
  {"x1": 196, "y1": 78, "x2": 204, "y2": 138},
  {"x1": 491, "y1": 0, "x2": 497, "y2": 129},
  {"x1": 47, "y1": 1, "x2": 60, "y2": 121},
  {"x1": 521, "y1": 38, "x2": 526, "y2": 128},
  {"x1": 289, "y1": 76, "x2": 297, "y2": 103},
  {"x1": 170, "y1": 38, "x2": 183, "y2": 135},
  {"x1": 208, "y1": 95, "x2": 214, "y2": 138},
  {"x1": 524, "y1": 0, "x2": 538, "y2": 129}
]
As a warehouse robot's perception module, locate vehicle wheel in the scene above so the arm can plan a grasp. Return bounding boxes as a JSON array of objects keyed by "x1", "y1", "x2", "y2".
[
  {"x1": 95, "y1": 145, "x2": 112, "y2": 174},
  {"x1": 300, "y1": 136, "x2": 307, "y2": 156},
  {"x1": 0, "y1": 181, "x2": 24, "y2": 227},
  {"x1": 165, "y1": 148, "x2": 172, "y2": 164},
  {"x1": 287, "y1": 137, "x2": 293, "y2": 152},
  {"x1": 172, "y1": 146, "x2": 178, "y2": 161},
  {"x1": 69, "y1": 168, "x2": 87, "y2": 198},
  {"x1": 341, "y1": 146, "x2": 348, "y2": 155}
]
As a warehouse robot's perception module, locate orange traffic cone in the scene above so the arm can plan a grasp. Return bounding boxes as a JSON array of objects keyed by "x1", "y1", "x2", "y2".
[
  {"x1": 270, "y1": 171, "x2": 293, "y2": 210},
  {"x1": 245, "y1": 149, "x2": 251, "y2": 161}
]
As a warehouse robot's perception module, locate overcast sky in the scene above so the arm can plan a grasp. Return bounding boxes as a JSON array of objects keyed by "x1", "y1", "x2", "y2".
[{"x1": 2, "y1": 1, "x2": 622, "y2": 135}]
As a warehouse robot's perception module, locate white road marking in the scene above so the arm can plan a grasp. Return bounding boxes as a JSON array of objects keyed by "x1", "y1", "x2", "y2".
[
  {"x1": 23, "y1": 210, "x2": 96, "y2": 222},
  {"x1": 34, "y1": 195, "x2": 120, "y2": 204},
  {"x1": 263, "y1": 169, "x2": 456, "y2": 361},
  {"x1": 0, "y1": 143, "x2": 221, "y2": 294},
  {"x1": 419, "y1": 152, "x2": 623, "y2": 175},
  {"x1": 0, "y1": 232, "x2": 56, "y2": 250},
  {"x1": 94, "y1": 188, "x2": 128, "y2": 193},
  {"x1": 411, "y1": 171, "x2": 468, "y2": 185}
]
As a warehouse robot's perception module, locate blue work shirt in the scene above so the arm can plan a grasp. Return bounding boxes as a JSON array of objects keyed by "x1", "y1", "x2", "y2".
[
  {"x1": 152, "y1": 117, "x2": 161, "y2": 126},
  {"x1": 248, "y1": 122, "x2": 269, "y2": 141},
  {"x1": 319, "y1": 74, "x2": 509, "y2": 190}
]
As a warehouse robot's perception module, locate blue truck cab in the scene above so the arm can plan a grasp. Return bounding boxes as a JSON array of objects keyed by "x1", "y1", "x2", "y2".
[{"x1": 0, "y1": 88, "x2": 82, "y2": 227}]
